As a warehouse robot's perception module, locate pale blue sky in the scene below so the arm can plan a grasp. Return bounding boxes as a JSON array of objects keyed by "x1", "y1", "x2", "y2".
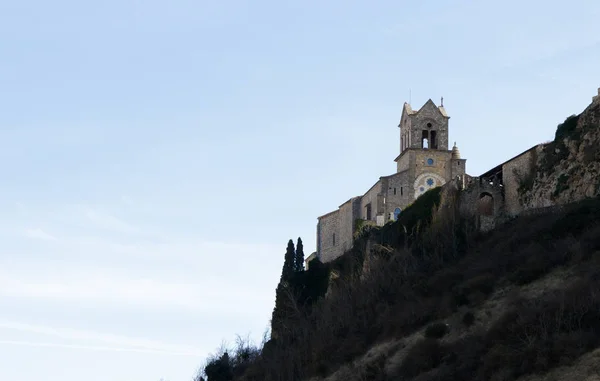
[{"x1": 0, "y1": 1, "x2": 598, "y2": 380}]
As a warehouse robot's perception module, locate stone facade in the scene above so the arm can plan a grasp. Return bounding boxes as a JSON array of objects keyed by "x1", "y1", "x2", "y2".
[
  {"x1": 316, "y1": 210, "x2": 339, "y2": 263},
  {"x1": 316, "y1": 98, "x2": 467, "y2": 263},
  {"x1": 457, "y1": 88, "x2": 600, "y2": 230},
  {"x1": 458, "y1": 175, "x2": 506, "y2": 232},
  {"x1": 310, "y1": 87, "x2": 600, "y2": 267},
  {"x1": 502, "y1": 146, "x2": 541, "y2": 214},
  {"x1": 339, "y1": 198, "x2": 361, "y2": 255}
]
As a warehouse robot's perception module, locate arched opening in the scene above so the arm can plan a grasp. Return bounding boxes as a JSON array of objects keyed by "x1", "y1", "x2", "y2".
[
  {"x1": 476, "y1": 193, "x2": 494, "y2": 216},
  {"x1": 430, "y1": 130, "x2": 438, "y2": 149},
  {"x1": 421, "y1": 130, "x2": 429, "y2": 149},
  {"x1": 394, "y1": 207, "x2": 402, "y2": 220}
]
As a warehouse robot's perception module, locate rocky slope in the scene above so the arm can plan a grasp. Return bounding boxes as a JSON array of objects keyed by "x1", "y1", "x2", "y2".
[{"x1": 522, "y1": 94, "x2": 600, "y2": 207}]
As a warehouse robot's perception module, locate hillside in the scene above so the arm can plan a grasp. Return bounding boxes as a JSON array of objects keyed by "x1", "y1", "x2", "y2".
[
  {"x1": 194, "y1": 95, "x2": 600, "y2": 381},
  {"x1": 520, "y1": 95, "x2": 600, "y2": 207}
]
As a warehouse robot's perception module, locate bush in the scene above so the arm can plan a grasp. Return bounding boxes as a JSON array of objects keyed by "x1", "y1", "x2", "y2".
[
  {"x1": 455, "y1": 273, "x2": 496, "y2": 304},
  {"x1": 196, "y1": 195, "x2": 600, "y2": 381},
  {"x1": 398, "y1": 338, "x2": 444, "y2": 379},
  {"x1": 481, "y1": 280, "x2": 600, "y2": 379},
  {"x1": 462, "y1": 311, "x2": 475, "y2": 326},
  {"x1": 540, "y1": 140, "x2": 569, "y2": 175},
  {"x1": 554, "y1": 114, "x2": 579, "y2": 141},
  {"x1": 424, "y1": 322, "x2": 449, "y2": 339},
  {"x1": 553, "y1": 173, "x2": 570, "y2": 198}
]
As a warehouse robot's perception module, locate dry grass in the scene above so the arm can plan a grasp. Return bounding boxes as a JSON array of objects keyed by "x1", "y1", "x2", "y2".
[{"x1": 197, "y1": 195, "x2": 600, "y2": 381}]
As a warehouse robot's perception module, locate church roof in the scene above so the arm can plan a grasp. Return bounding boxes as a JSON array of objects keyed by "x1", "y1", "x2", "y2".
[
  {"x1": 438, "y1": 105, "x2": 448, "y2": 117},
  {"x1": 338, "y1": 196, "x2": 361, "y2": 209},
  {"x1": 478, "y1": 144, "x2": 543, "y2": 178},
  {"x1": 401, "y1": 99, "x2": 449, "y2": 122},
  {"x1": 317, "y1": 209, "x2": 339, "y2": 219}
]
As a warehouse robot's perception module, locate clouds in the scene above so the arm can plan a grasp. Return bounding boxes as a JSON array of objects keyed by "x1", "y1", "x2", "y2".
[
  {"x1": 0, "y1": 197, "x2": 283, "y2": 370},
  {"x1": 0, "y1": 263, "x2": 275, "y2": 315},
  {"x1": 0, "y1": 340, "x2": 201, "y2": 356},
  {"x1": 24, "y1": 228, "x2": 58, "y2": 242},
  {"x1": 0, "y1": 320, "x2": 204, "y2": 356},
  {"x1": 79, "y1": 205, "x2": 142, "y2": 235},
  {"x1": 13, "y1": 201, "x2": 157, "y2": 244}
]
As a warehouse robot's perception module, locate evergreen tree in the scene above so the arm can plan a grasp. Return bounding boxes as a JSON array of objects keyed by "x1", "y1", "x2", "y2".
[
  {"x1": 295, "y1": 237, "x2": 305, "y2": 272},
  {"x1": 204, "y1": 352, "x2": 233, "y2": 381},
  {"x1": 272, "y1": 239, "x2": 297, "y2": 338},
  {"x1": 281, "y1": 239, "x2": 295, "y2": 282}
]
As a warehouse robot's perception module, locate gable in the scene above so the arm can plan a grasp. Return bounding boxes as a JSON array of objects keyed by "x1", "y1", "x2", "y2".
[
  {"x1": 398, "y1": 102, "x2": 414, "y2": 128},
  {"x1": 415, "y1": 99, "x2": 447, "y2": 119}
]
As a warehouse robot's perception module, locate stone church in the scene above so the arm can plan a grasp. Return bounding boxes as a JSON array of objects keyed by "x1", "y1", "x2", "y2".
[{"x1": 315, "y1": 98, "x2": 467, "y2": 263}]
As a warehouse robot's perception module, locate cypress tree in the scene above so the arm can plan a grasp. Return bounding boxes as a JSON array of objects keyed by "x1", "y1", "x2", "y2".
[
  {"x1": 282, "y1": 239, "x2": 295, "y2": 282},
  {"x1": 295, "y1": 237, "x2": 305, "y2": 272},
  {"x1": 272, "y1": 239, "x2": 296, "y2": 337}
]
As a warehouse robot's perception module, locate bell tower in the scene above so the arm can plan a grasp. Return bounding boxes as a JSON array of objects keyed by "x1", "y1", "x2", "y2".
[
  {"x1": 399, "y1": 98, "x2": 450, "y2": 154},
  {"x1": 393, "y1": 97, "x2": 463, "y2": 200}
]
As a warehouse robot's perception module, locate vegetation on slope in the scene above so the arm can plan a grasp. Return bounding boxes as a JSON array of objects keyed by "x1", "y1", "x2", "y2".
[
  {"x1": 195, "y1": 189, "x2": 600, "y2": 381},
  {"x1": 194, "y1": 108, "x2": 600, "y2": 381},
  {"x1": 193, "y1": 186, "x2": 463, "y2": 380}
]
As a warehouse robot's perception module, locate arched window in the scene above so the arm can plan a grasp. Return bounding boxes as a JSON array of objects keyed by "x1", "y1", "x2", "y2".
[
  {"x1": 476, "y1": 193, "x2": 494, "y2": 216},
  {"x1": 430, "y1": 130, "x2": 438, "y2": 149},
  {"x1": 421, "y1": 130, "x2": 429, "y2": 149}
]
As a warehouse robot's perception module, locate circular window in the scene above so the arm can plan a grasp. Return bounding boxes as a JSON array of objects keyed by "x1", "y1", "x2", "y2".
[
  {"x1": 427, "y1": 123, "x2": 432, "y2": 128},
  {"x1": 419, "y1": 187, "x2": 425, "y2": 192},
  {"x1": 427, "y1": 158, "x2": 434, "y2": 165},
  {"x1": 427, "y1": 178, "x2": 434, "y2": 186}
]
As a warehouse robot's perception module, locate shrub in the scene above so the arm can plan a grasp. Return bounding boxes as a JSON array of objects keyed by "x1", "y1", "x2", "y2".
[
  {"x1": 553, "y1": 173, "x2": 570, "y2": 198},
  {"x1": 196, "y1": 194, "x2": 600, "y2": 381},
  {"x1": 554, "y1": 114, "x2": 579, "y2": 141},
  {"x1": 424, "y1": 322, "x2": 449, "y2": 339},
  {"x1": 398, "y1": 338, "x2": 444, "y2": 379},
  {"x1": 540, "y1": 140, "x2": 569, "y2": 175},
  {"x1": 462, "y1": 311, "x2": 475, "y2": 326},
  {"x1": 460, "y1": 273, "x2": 496, "y2": 295},
  {"x1": 482, "y1": 280, "x2": 600, "y2": 379},
  {"x1": 452, "y1": 273, "x2": 496, "y2": 307}
]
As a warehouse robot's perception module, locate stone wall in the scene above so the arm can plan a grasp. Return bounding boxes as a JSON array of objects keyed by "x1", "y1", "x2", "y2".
[
  {"x1": 413, "y1": 150, "x2": 453, "y2": 181},
  {"x1": 360, "y1": 180, "x2": 383, "y2": 222},
  {"x1": 338, "y1": 198, "x2": 361, "y2": 255},
  {"x1": 382, "y1": 171, "x2": 410, "y2": 221},
  {"x1": 396, "y1": 150, "x2": 412, "y2": 173},
  {"x1": 451, "y1": 158, "x2": 467, "y2": 179},
  {"x1": 459, "y1": 177, "x2": 506, "y2": 232},
  {"x1": 316, "y1": 210, "x2": 340, "y2": 263},
  {"x1": 502, "y1": 146, "x2": 541, "y2": 216},
  {"x1": 400, "y1": 115, "x2": 413, "y2": 152},
  {"x1": 407, "y1": 100, "x2": 449, "y2": 151}
]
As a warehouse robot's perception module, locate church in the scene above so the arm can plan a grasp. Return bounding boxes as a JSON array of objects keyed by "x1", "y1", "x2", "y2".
[{"x1": 315, "y1": 98, "x2": 467, "y2": 263}]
